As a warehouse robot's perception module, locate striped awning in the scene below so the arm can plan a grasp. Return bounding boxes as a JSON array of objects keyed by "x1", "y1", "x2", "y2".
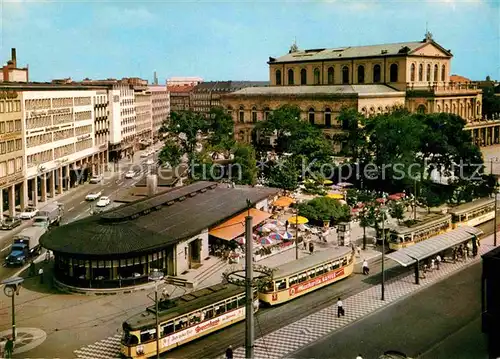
[{"x1": 386, "y1": 226, "x2": 483, "y2": 267}]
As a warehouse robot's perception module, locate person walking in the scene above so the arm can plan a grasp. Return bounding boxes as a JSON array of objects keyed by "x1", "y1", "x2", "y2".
[
  {"x1": 285, "y1": 220, "x2": 289, "y2": 232},
  {"x1": 225, "y1": 345, "x2": 233, "y2": 359},
  {"x1": 4, "y1": 337, "x2": 13, "y2": 358},
  {"x1": 337, "y1": 297, "x2": 345, "y2": 317},
  {"x1": 38, "y1": 267, "x2": 44, "y2": 284},
  {"x1": 436, "y1": 254, "x2": 441, "y2": 270},
  {"x1": 362, "y1": 259, "x2": 369, "y2": 275}
]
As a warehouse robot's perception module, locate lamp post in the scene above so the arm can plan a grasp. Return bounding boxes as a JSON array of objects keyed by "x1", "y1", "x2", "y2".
[
  {"x1": 148, "y1": 270, "x2": 164, "y2": 359},
  {"x1": 495, "y1": 183, "x2": 498, "y2": 247},
  {"x1": 295, "y1": 209, "x2": 299, "y2": 260},
  {"x1": 380, "y1": 206, "x2": 387, "y2": 301},
  {"x1": 245, "y1": 214, "x2": 254, "y2": 359},
  {"x1": 2, "y1": 277, "x2": 24, "y2": 341}
]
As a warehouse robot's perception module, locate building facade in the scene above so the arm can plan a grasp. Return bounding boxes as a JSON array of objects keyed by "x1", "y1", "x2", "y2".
[
  {"x1": 222, "y1": 33, "x2": 499, "y2": 149},
  {"x1": 134, "y1": 90, "x2": 153, "y2": 143},
  {"x1": 168, "y1": 84, "x2": 195, "y2": 112},
  {"x1": 94, "y1": 90, "x2": 109, "y2": 158},
  {"x1": 148, "y1": 85, "x2": 170, "y2": 140}
]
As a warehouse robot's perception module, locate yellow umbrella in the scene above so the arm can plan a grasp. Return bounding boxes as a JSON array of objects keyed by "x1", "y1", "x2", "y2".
[
  {"x1": 326, "y1": 193, "x2": 344, "y2": 200},
  {"x1": 322, "y1": 179, "x2": 333, "y2": 185},
  {"x1": 288, "y1": 215, "x2": 309, "y2": 225}
]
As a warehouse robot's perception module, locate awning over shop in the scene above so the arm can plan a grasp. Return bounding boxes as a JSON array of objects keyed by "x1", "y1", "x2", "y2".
[
  {"x1": 273, "y1": 196, "x2": 295, "y2": 207},
  {"x1": 209, "y1": 208, "x2": 272, "y2": 241},
  {"x1": 386, "y1": 226, "x2": 483, "y2": 267}
]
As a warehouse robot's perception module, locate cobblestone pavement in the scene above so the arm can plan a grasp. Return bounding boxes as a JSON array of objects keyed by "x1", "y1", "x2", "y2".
[{"x1": 74, "y1": 236, "x2": 496, "y2": 359}]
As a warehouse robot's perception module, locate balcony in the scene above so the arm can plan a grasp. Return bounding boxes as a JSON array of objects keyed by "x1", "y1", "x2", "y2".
[{"x1": 406, "y1": 82, "x2": 480, "y2": 96}]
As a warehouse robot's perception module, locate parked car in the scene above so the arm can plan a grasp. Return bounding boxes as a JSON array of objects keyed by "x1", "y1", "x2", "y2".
[
  {"x1": 85, "y1": 190, "x2": 102, "y2": 201},
  {"x1": 19, "y1": 207, "x2": 39, "y2": 219},
  {"x1": 0, "y1": 217, "x2": 22, "y2": 230},
  {"x1": 89, "y1": 174, "x2": 103, "y2": 184},
  {"x1": 96, "y1": 196, "x2": 111, "y2": 207},
  {"x1": 125, "y1": 170, "x2": 136, "y2": 179}
]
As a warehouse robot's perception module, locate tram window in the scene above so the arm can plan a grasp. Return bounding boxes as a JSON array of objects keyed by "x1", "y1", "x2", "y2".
[
  {"x1": 342, "y1": 257, "x2": 348, "y2": 266},
  {"x1": 227, "y1": 299, "x2": 237, "y2": 311},
  {"x1": 333, "y1": 261, "x2": 339, "y2": 269},
  {"x1": 289, "y1": 276, "x2": 298, "y2": 286},
  {"x1": 316, "y1": 266, "x2": 324, "y2": 275},
  {"x1": 140, "y1": 329, "x2": 156, "y2": 343},
  {"x1": 327, "y1": 263, "x2": 333, "y2": 271},
  {"x1": 298, "y1": 273, "x2": 307, "y2": 283},
  {"x1": 215, "y1": 304, "x2": 226, "y2": 315},
  {"x1": 307, "y1": 270, "x2": 315, "y2": 279},
  {"x1": 237, "y1": 295, "x2": 246, "y2": 307},
  {"x1": 275, "y1": 279, "x2": 287, "y2": 291},
  {"x1": 189, "y1": 312, "x2": 201, "y2": 325},
  {"x1": 263, "y1": 282, "x2": 274, "y2": 293},
  {"x1": 203, "y1": 307, "x2": 215, "y2": 319},
  {"x1": 175, "y1": 316, "x2": 188, "y2": 331},
  {"x1": 162, "y1": 322, "x2": 174, "y2": 337}
]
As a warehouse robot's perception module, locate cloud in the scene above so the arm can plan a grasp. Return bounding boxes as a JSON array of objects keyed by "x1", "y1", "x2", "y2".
[{"x1": 94, "y1": 6, "x2": 157, "y2": 27}]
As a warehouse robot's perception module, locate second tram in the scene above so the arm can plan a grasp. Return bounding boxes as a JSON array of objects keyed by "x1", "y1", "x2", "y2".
[{"x1": 449, "y1": 197, "x2": 495, "y2": 228}]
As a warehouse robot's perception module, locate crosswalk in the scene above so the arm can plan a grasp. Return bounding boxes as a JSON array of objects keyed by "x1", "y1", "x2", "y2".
[{"x1": 74, "y1": 241, "x2": 495, "y2": 359}]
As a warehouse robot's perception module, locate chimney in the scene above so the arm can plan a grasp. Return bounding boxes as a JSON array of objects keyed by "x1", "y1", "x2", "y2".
[
  {"x1": 11, "y1": 48, "x2": 17, "y2": 67},
  {"x1": 154, "y1": 71, "x2": 158, "y2": 85},
  {"x1": 146, "y1": 174, "x2": 158, "y2": 196}
]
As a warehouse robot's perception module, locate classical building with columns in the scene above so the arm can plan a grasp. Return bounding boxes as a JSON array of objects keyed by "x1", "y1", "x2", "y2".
[
  {"x1": 0, "y1": 83, "x2": 109, "y2": 214},
  {"x1": 222, "y1": 33, "x2": 500, "y2": 150}
]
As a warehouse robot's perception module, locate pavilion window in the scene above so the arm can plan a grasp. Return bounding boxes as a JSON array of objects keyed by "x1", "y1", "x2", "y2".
[
  {"x1": 342, "y1": 66, "x2": 349, "y2": 84},
  {"x1": 313, "y1": 68, "x2": 320, "y2": 84},
  {"x1": 419, "y1": 64, "x2": 423, "y2": 81},
  {"x1": 441, "y1": 65, "x2": 446, "y2": 82},
  {"x1": 288, "y1": 69, "x2": 294, "y2": 85},
  {"x1": 300, "y1": 69, "x2": 307, "y2": 85},
  {"x1": 390, "y1": 64, "x2": 398, "y2": 82},
  {"x1": 373, "y1": 65, "x2": 381, "y2": 83},
  {"x1": 327, "y1": 67, "x2": 334, "y2": 84},
  {"x1": 275, "y1": 70, "x2": 282, "y2": 85},
  {"x1": 410, "y1": 64, "x2": 416, "y2": 82},
  {"x1": 434, "y1": 64, "x2": 439, "y2": 82},
  {"x1": 324, "y1": 108, "x2": 332, "y2": 127},
  {"x1": 357, "y1": 65, "x2": 365, "y2": 84},
  {"x1": 426, "y1": 64, "x2": 431, "y2": 82}
]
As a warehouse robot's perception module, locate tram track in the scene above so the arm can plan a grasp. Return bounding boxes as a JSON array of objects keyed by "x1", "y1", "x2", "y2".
[{"x1": 167, "y1": 217, "x2": 499, "y2": 359}]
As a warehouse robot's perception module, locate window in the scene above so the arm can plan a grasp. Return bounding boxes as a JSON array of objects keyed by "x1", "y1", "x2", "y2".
[
  {"x1": 239, "y1": 106, "x2": 244, "y2": 123},
  {"x1": 373, "y1": 65, "x2": 381, "y2": 83},
  {"x1": 390, "y1": 64, "x2": 398, "y2": 82},
  {"x1": 0, "y1": 122, "x2": 4, "y2": 134},
  {"x1": 6, "y1": 121, "x2": 13, "y2": 133},
  {"x1": 140, "y1": 329, "x2": 156, "y2": 343},
  {"x1": 417, "y1": 105, "x2": 426, "y2": 114},
  {"x1": 441, "y1": 65, "x2": 446, "y2": 82},
  {"x1": 264, "y1": 107, "x2": 270, "y2": 121},
  {"x1": 162, "y1": 322, "x2": 174, "y2": 337},
  {"x1": 0, "y1": 102, "x2": 3, "y2": 113},
  {"x1": 0, "y1": 143, "x2": 5, "y2": 154},
  {"x1": 313, "y1": 68, "x2": 320, "y2": 84},
  {"x1": 288, "y1": 69, "x2": 294, "y2": 85},
  {"x1": 14, "y1": 120, "x2": 21, "y2": 131},
  {"x1": 300, "y1": 69, "x2": 307, "y2": 85},
  {"x1": 419, "y1": 64, "x2": 423, "y2": 81},
  {"x1": 15, "y1": 139, "x2": 21, "y2": 150},
  {"x1": 426, "y1": 64, "x2": 431, "y2": 82},
  {"x1": 324, "y1": 108, "x2": 332, "y2": 127},
  {"x1": 275, "y1": 70, "x2": 282, "y2": 85},
  {"x1": 410, "y1": 64, "x2": 416, "y2": 82},
  {"x1": 342, "y1": 66, "x2": 349, "y2": 84},
  {"x1": 7, "y1": 159, "x2": 14, "y2": 175},
  {"x1": 0, "y1": 162, "x2": 6, "y2": 177},
  {"x1": 289, "y1": 275, "x2": 298, "y2": 286},
  {"x1": 327, "y1": 67, "x2": 334, "y2": 84},
  {"x1": 275, "y1": 279, "x2": 287, "y2": 291},
  {"x1": 251, "y1": 107, "x2": 257, "y2": 123},
  {"x1": 226, "y1": 298, "x2": 237, "y2": 311},
  {"x1": 15, "y1": 157, "x2": 22, "y2": 172},
  {"x1": 357, "y1": 65, "x2": 365, "y2": 84},
  {"x1": 434, "y1": 64, "x2": 439, "y2": 83},
  {"x1": 308, "y1": 108, "x2": 315, "y2": 125}
]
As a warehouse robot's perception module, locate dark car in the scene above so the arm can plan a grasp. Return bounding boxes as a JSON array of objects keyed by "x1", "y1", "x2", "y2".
[{"x1": 1, "y1": 217, "x2": 22, "y2": 230}]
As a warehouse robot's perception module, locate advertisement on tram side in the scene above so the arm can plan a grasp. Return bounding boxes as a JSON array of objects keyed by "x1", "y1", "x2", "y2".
[
  {"x1": 161, "y1": 308, "x2": 245, "y2": 348},
  {"x1": 288, "y1": 268, "x2": 345, "y2": 296}
]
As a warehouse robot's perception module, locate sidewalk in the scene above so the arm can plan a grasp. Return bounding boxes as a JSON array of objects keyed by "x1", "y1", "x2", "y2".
[{"x1": 222, "y1": 233, "x2": 498, "y2": 359}]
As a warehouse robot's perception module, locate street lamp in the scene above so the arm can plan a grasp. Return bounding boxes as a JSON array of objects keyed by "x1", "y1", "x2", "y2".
[
  {"x1": 494, "y1": 183, "x2": 498, "y2": 247},
  {"x1": 148, "y1": 270, "x2": 164, "y2": 359},
  {"x1": 380, "y1": 206, "x2": 387, "y2": 301},
  {"x1": 2, "y1": 276, "x2": 24, "y2": 341}
]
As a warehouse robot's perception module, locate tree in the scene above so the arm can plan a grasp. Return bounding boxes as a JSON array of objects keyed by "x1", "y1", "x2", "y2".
[
  {"x1": 388, "y1": 200, "x2": 405, "y2": 224},
  {"x1": 418, "y1": 182, "x2": 444, "y2": 213},
  {"x1": 267, "y1": 158, "x2": 299, "y2": 191},
  {"x1": 335, "y1": 107, "x2": 367, "y2": 159},
  {"x1": 358, "y1": 206, "x2": 374, "y2": 250},
  {"x1": 207, "y1": 107, "x2": 235, "y2": 159},
  {"x1": 163, "y1": 110, "x2": 208, "y2": 157},
  {"x1": 232, "y1": 143, "x2": 257, "y2": 185},
  {"x1": 158, "y1": 139, "x2": 183, "y2": 168},
  {"x1": 298, "y1": 197, "x2": 351, "y2": 225}
]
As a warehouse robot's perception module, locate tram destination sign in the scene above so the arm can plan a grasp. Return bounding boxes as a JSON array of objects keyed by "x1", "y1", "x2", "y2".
[{"x1": 161, "y1": 308, "x2": 245, "y2": 348}]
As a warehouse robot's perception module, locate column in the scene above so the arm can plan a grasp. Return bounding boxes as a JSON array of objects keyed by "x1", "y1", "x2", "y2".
[
  {"x1": 49, "y1": 169, "x2": 56, "y2": 199},
  {"x1": 41, "y1": 173, "x2": 47, "y2": 202},
  {"x1": 0, "y1": 188, "x2": 3, "y2": 221},
  {"x1": 492, "y1": 127, "x2": 495, "y2": 146},
  {"x1": 32, "y1": 178, "x2": 38, "y2": 208},
  {"x1": 8, "y1": 185, "x2": 15, "y2": 217},
  {"x1": 20, "y1": 180, "x2": 28, "y2": 210},
  {"x1": 58, "y1": 167, "x2": 63, "y2": 194},
  {"x1": 66, "y1": 165, "x2": 71, "y2": 190}
]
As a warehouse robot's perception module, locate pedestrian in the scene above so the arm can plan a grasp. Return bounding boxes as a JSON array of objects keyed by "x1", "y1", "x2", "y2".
[
  {"x1": 4, "y1": 337, "x2": 13, "y2": 358},
  {"x1": 0, "y1": 337, "x2": 5, "y2": 358},
  {"x1": 38, "y1": 267, "x2": 44, "y2": 284},
  {"x1": 436, "y1": 254, "x2": 441, "y2": 270},
  {"x1": 430, "y1": 259, "x2": 435, "y2": 271},
  {"x1": 357, "y1": 246, "x2": 361, "y2": 257},
  {"x1": 225, "y1": 345, "x2": 233, "y2": 359},
  {"x1": 309, "y1": 242, "x2": 314, "y2": 254},
  {"x1": 303, "y1": 240, "x2": 307, "y2": 250},
  {"x1": 29, "y1": 261, "x2": 36, "y2": 277},
  {"x1": 362, "y1": 259, "x2": 369, "y2": 275},
  {"x1": 285, "y1": 220, "x2": 289, "y2": 231},
  {"x1": 337, "y1": 297, "x2": 345, "y2": 317}
]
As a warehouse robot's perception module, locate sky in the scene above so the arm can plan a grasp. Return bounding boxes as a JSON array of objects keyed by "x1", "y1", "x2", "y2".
[{"x1": 1, "y1": 0, "x2": 499, "y2": 83}]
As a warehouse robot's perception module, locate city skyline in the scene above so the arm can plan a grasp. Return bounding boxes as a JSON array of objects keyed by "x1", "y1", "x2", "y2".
[{"x1": 1, "y1": 0, "x2": 499, "y2": 83}]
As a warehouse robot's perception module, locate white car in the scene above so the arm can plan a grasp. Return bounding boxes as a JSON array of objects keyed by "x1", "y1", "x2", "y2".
[
  {"x1": 125, "y1": 170, "x2": 136, "y2": 179},
  {"x1": 19, "y1": 207, "x2": 39, "y2": 219},
  {"x1": 89, "y1": 174, "x2": 103, "y2": 184},
  {"x1": 96, "y1": 196, "x2": 111, "y2": 207},
  {"x1": 85, "y1": 191, "x2": 102, "y2": 201},
  {"x1": 146, "y1": 159, "x2": 154, "y2": 165}
]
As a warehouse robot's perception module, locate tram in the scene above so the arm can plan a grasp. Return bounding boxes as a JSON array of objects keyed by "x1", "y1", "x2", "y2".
[
  {"x1": 449, "y1": 197, "x2": 495, "y2": 228},
  {"x1": 259, "y1": 246, "x2": 355, "y2": 306},
  {"x1": 121, "y1": 283, "x2": 258, "y2": 358},
  {"x1": 389, "y1": 213, "x2": 452, "y2": 250}
]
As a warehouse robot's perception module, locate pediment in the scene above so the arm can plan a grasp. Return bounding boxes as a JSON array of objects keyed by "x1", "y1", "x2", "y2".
[{"x1": 410, "y1": 42, "x2": 452, "y2": 58}]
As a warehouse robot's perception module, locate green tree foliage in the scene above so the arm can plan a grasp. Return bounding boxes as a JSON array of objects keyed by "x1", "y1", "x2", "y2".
[
  {"x1": 207, "y1": 107, "x2": 235, "y2": 159},
  {"x1": 418, "y1": 181, "x2": 445, "y2": 212},
  {"x1": 232, "y1": 143, "x2": 257, "y2": 185},
  {"x1": 267, "y1": 158, "x2": 299, "y2": 190},
  {"x1": 388, "y1": 200, "x2": 405, "y2": 224},
  {"x1": 335, "y1": 108, "x2": 367, "y2": 159},
  {"x1": 298, "y1": 197, "x2": 351, "y2": 225},
  {"x1": 358, "y1": 206, "x2": 374, "y2": 249},
  {"x1": 167, "y1": 110, "x2": 208, "y2": 156},
  {"x1": 482, "y1": 84, "x2": 500, "y2": 120},
  {"x1": 158, "y1": 139, "x2": 183, "y2": 168}
]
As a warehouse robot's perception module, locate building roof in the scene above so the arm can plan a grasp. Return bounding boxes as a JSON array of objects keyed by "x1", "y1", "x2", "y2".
[
  {"x1": 0, "y1": 82, "x2": 106, "y2": 91},
  {"x1": 193, "y1": 81, "x2": 270, "y2": 94},
  {"x1": 40, "y1": 182, "x2": 279, "y2": 257},
  {"x1": 269, "y1": 39, "x2": 452, "y2": 64},
  {"x1": 208, "y1": 208, "x2": 271, "y2": 241},
  {"x1": 450, "y1": 74, "x2": 471, "y2": 83},
  {"x1": 167, "y1": 84, "x2": 195, "y2": 93},
  {"x1": 225, "y1": 84, "x2": 404, "y2": 98}
]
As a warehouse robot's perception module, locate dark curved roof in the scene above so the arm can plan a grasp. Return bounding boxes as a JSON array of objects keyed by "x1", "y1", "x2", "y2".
[{"x1": 41, "y1": 182, "x2": 278, "y2": 257}]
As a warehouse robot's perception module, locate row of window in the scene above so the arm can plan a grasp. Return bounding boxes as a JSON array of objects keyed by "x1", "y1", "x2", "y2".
[
  {"x1": 52, "y1": 97, "x2": 73, "y2": 108},
  {"x1": 0, "y1": 100, "x2": 21, "y2": 113},
  {"x1": 95, "y1": 120, "x2": 109, "y2": 132},
  {"x1": 53, "y1": 129, "x2": 74, "y2": 142},
  {"x1": 25, "y1": 99, "x2": 51, "y2": 110},
  {"x1": 121, "y1": 108, "x2": 135, "y2": 116},
  {"x1": 75, "y1": 139, "x2": 93, "y2": 153},
  {"x1": 27, "y1": 150, "x2": 52, "y2": 167},
  {"x1": 0, "y1": 157, "x2": 23, "y2": 178},
  {"x1": 94, "y1": 95, "x2": 108, "y2": 105},
  {"x1": 27, "y1": 134, "x2": 52, "y2": 148},
  {"x1": 0, "y1": 120, "x2": 22, "y2": 134},
  {"x1": 54, "y1": 143, "x2": 75, "y2": 159},
  {"x1": 276, "y1": 64, "x2": 400, "y2": 86},
  {"x1": 27, "y1": 116, "x2": 51, "y2": 130},
  {"x1": 0, "y1": 139, "x2": 22, "y2": 153},
  {"x1": 74, "y1": 97, "x2": 92, "y2": 106},
  {"x1": 120, "y1": 98, "x2": 134, "y2": 107},
  {"x1": 75, "y1": 111, "x2": 92, "y2": 121},
  {"x1": 95, "y1": 107, "x2": 108, "y2": 118},
  {"x1": 410, "y1": 63, "x2": 446, "y2": 82},
  {"x1": 53, "y1": 113, "x2": 73, "y2": 125}
]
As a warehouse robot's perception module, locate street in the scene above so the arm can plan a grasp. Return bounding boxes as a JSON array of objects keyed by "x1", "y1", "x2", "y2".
[
  {"x1": 0, "y1": 150, "x2": 158, "y2": 283},
  {"x1": 292, "y1": 262, "x2": 487, "y2": 359}
]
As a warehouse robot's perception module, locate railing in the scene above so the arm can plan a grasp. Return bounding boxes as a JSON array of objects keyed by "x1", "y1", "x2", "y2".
[{"x1": 406, "y1": 82, "x2": 479, "y2": 93}]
